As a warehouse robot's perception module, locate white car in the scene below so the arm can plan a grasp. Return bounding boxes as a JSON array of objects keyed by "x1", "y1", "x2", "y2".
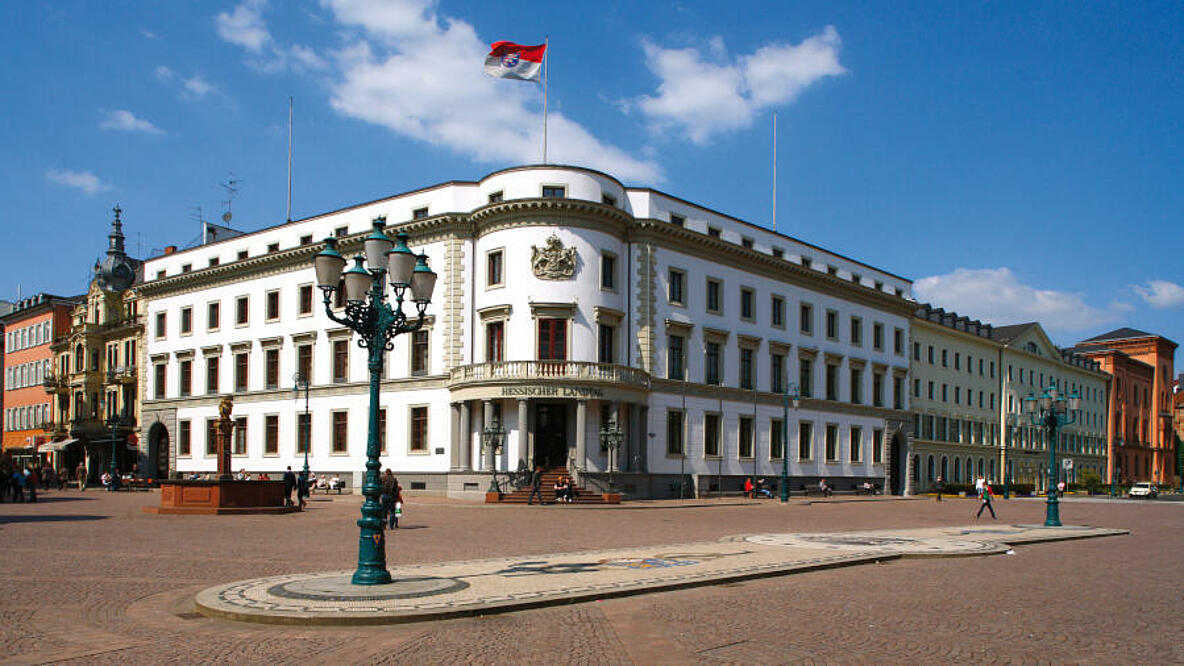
[{"x1": 1128, "y1": 482, "x2": 1158, "y2": 499}]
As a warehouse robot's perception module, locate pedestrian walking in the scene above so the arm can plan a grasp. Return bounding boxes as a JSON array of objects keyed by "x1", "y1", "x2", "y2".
[
  {"x1": 296, "y1": 470, "x2": 309, "y2": 510},
  {"x1": 527, "y1": 466, "x2": 545, "y2": 505},
  {"x1": 975, "y1": 482, "x2": 997, "y2": 520},
  {"x1": 12, "y1": 469, "x2": 26, "y2": 503},
  {"x1": 934, "y1": 476, "x2": 944, "y2": 501},
  {"x1": 76, "y1": 462, "x2": 87, "y2": 491},
  {"x1": 282, "y1": 466, "x2": 296, "y2": 506},
  {"x1": 26, "y1": 468, "x2": 39, "y2": 503},
  {"x1": 380, "y1": 469, "x2": 397, "y2": 527}
]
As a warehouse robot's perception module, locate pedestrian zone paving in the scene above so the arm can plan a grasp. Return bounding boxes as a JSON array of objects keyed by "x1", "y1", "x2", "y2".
[{"x1": 195, "y1": 523, "x2": 1126, "y2": 625}]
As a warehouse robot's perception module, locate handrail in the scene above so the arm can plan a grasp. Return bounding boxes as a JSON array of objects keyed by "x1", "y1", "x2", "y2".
[{"x1": 449, "y1": 361, "x2": 649, "y2": 388}]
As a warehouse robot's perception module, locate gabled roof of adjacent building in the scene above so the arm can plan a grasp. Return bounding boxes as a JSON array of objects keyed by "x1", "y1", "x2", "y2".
[
  {"x1": 991, "y1": 323, "x2": 1038, "y2": 344},
  {"x1": 1081, "y1": 327, "x2": 1155, "y2": 343}
]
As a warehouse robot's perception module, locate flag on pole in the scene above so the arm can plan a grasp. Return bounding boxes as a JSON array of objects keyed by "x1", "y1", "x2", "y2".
[{"x1": 484, "y1": 41, "x2": 546, "y2": 82}]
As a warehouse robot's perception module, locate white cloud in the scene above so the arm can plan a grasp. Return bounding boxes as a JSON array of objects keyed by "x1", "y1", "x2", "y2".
[
  {"x1": 274, "y1": 0, "x2": 659, "y2": 181},
  {"x1": 99, "y1": 109, "x2": 163, "y2": 134},
  {"x1": 913, "y1": 267, "x2": 1119, "y2": 333},
  {"x1": 140, "y1": 28, "x2": 159, "y2": 40},
  {"x1": 46, "y1": 169, "x2": 112, "y2": 195},
  {"x1": 216, "y1": 0, "x2": 272, "y2": 53},
  {"x1": 635, "y1": 26, "x2": 845, "y2": 144},
  {"x1": 154, "y1": 65, "x2": 173, "y2": 80},
  {"x1": 183, "y1": 75, "x2": 217, "y2": 98},
  {"x1": 1134, "y1": 280, "x2": 1184, "y2": 309}
]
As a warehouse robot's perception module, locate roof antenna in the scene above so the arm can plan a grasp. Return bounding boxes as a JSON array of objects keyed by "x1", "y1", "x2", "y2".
[{"x1": 220, "y1": 172, "x2": 241, "y2": 225}]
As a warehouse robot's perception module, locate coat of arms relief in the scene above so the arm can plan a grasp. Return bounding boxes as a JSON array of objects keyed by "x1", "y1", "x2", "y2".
[{"x1": 531, "y1": 234, "x2": 577, "y2": 280}]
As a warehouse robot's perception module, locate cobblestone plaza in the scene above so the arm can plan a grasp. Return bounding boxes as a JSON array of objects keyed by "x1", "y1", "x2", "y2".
[{"x1": 1, "y1": 491, "x2": 1180, "y2": 663}]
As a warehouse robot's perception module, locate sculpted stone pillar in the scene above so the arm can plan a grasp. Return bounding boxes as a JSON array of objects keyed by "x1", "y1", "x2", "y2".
[
  {"x1": 575, "y1": 399, "x2": 587, "y2": 471},
  {"x1": 459, "y1": 401, "x2": 471, "y2": 472},
  {"x1": 517, "y1": 399, "x2": 529, "y2": 469}
]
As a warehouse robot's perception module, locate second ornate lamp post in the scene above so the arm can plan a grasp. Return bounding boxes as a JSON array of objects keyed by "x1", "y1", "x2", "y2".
[
  {"x1": 293, "y1": 372, "x2": 311, "y2": 479},
  {"x1": 313, "y1": 217, "x2": 436, "y2": 586},
  {"x1": 780, "y1": 382, "x2": 800, "y2": 503},
  {"x1": 482, "y1": 416, "x2": 505, "y2": 494},
  {"x1": 599, "y1": 416, "x2": 623, "y2": 493},
  {"x1": 1022, "y1": 384, "x2": 1081, "y2": 527}
]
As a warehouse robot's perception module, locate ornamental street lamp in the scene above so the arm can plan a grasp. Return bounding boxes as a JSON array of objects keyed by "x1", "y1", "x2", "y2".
[
  {"x1": 313, "y1": 217, "x2": 436, "y2": 586},
  {"x1": 1022, "y1": 384, "x2": 1081, "y2": 527},
  {"x1": 292, "y1": 372, "x2": 311, "y2": 478},
  {"x1": 780, "y1": 382, "x2": 800, "y2": 503},
  {"x1": 599, "y1": 415, "x2": 623, "y2": 493},
  {"x1": 482, "y1": 415, "x2": 505, "y2": 493}
]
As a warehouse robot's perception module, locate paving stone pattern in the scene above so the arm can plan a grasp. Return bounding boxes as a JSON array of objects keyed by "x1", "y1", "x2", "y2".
[{"x1": 0, "y1": 491, "x2": 1180, "y2": 664}]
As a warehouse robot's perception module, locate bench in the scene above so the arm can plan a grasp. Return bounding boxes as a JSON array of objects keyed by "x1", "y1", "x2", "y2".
[
  {"x1": 125, "y1": 478, "x2": 153, "y2": 491},
  {"x1": 798, "y1": 484, "x2": 833, "y2": 497},
  {"x1": 854, "y1": 483, "x2": 881, "y2": 495}
]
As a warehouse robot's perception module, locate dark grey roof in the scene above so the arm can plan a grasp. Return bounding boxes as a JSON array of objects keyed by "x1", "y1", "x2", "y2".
[
  {"x1": 1080, "y1": 327, "x2": 1155, "y2": 343},
  {"x1": 991, "y1": 323, "x2": 1037, "y2": 344}
]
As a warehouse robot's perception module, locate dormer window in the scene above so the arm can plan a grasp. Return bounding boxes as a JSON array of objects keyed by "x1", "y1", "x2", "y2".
[
  {"x1": 488, "y1": 191, "x2": 503, "y2": 203},
  {"x1": 412, "y1": 207, "x2": 429, "y2": 219},
  {"x1": 542, "y1": 185, "x2": 566, "y2": 198},
  {"x1": 602, "y1": 193, "x2": 617, "y2": 207},
  {"x1": 670, "y1": 213, "x2": 685, "y2": 227},
  {"x1": 707, "y1": 226, "x2": 721, "y2": 238}
]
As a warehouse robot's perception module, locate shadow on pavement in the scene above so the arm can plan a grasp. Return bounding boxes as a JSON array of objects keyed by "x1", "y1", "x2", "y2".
[
  {"x1": 2, "y1": 495, "x2": 97, "y2": 504},
  {"x1": 0, "y1": 514, "x2": 108, "y2": 524}
]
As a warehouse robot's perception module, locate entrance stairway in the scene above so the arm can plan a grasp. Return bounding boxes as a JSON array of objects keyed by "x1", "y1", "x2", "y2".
[{"x1": 492, "y1": 467, "x2": 616, "y2": 504}]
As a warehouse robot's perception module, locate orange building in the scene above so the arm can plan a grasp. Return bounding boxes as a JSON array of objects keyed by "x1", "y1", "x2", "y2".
[
  {"x1": 2, "y1": 294, "x2": 80, "y2": 467},
  {"x1": 1073, "y1": 329, "x2": 1178, "y2": 485}
]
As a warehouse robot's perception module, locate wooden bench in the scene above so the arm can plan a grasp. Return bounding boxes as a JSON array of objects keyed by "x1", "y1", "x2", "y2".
[
  {"x1": 854, "y1": 483, "x2": 881, "y2": 495},
  {"x1": 125, "y1": 478, "x2": 153, "y2": 491}
]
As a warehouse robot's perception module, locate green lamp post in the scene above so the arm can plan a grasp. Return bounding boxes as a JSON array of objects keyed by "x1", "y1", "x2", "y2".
[
  {"x1": 780, "y1": 382, "x2": 800, "y2": 503},
  {"x1": 293, "y1": 372, "x2": 311, "y2": 478},
  {"x1": 1022, "y1": 384, "x2": 1081, "y2": 527},
  {"x1": 313, "y1": 217, "x2": 436, "y2": 586},
  {"x1": 482, "y1": 416, "x2": 505, "y2": 494},
  {"x1": 599, "y1": 415, "x2": 623, "y2": 493}
]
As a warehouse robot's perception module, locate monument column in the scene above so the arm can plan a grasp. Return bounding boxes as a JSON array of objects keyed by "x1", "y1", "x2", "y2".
[
  {"x1": 217, "y1": 396, "x2": 233, "y2": 480},
  {"x1": 517, "y1": 399, "x2": 529, "y2": 468}
]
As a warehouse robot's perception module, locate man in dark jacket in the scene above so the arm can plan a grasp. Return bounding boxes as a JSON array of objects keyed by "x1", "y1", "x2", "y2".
[
  {"x1": 282, "y1": 466, "x2": 296, "y2": 506},
  {"x1": 527, "y1": 466, "x2": 545, "y2": 505}
]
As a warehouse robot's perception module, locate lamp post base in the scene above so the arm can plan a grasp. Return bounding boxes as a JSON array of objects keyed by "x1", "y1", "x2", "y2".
[
  {"x1": 1044, "y1": 492, "x2": 1062, "y2": 527},
  {"x1": 352, "y1": 524, "x2": 393, "y2": 586}
]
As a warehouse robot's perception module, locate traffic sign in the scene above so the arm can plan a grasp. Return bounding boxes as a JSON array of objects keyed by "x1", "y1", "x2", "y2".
[{"x1": 1062, "y1": 458, "x2": 1073, "y2": 470}]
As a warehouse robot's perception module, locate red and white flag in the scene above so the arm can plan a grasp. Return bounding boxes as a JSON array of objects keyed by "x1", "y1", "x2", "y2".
[{"x1": 484, "y1": 41, "x2": 546, "y2": 82}]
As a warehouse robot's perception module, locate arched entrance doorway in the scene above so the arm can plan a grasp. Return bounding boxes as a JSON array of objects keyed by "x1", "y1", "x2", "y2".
[
  {"x1": 888, "y1": 431, "x2": 907, "y2": 495},
  {"x1": 148, "y1": 422, "x2": 169, "y2": 480}
]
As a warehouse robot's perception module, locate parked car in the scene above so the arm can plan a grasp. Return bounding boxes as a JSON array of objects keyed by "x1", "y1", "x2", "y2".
[{"x1": 1128, "y1": 482, "x2": 1158, "y2": 499}]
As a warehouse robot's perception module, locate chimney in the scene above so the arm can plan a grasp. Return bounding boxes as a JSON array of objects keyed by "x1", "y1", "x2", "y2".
[{"x1": 164, "y1": 245, "x2": 177, "y2": 255}]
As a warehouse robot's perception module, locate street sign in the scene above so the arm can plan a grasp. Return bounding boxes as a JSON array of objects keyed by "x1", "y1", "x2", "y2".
[{"x1": 1062, "y1": 458, "x2": 1073, "y2": 470}]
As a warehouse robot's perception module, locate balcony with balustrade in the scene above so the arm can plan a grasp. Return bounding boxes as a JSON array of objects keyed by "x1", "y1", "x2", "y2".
[
  {"x1": 447, "y1": 361, "x2": 650, "y2": 402},
  {"x1": 42, "y1": 372, "x2": 69, "y2": 394}
]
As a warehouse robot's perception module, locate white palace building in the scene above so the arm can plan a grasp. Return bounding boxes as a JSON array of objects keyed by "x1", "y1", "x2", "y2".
[{"x1": 138, "y1": 165, "x2": 916, "y2": 498}]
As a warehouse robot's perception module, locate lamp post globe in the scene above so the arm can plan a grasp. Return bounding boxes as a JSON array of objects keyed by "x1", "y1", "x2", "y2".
[{"x1": 312, "y1": 217, "x2": 436, "y2": 586}]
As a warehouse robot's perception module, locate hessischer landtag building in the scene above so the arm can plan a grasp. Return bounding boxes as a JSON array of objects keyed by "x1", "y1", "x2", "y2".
[{"x1": 136, "y1": 165, "x2": 917, "y2": 498}]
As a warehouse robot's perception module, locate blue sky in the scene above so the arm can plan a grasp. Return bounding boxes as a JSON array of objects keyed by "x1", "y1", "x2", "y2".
[{"x1": 2, "y1": 1, "x2": 1181, "y2": 366}]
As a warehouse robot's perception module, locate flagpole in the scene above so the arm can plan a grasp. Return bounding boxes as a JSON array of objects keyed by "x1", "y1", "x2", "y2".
[
  {"x1": 542, "y1": 35, "x2": 549, "y2": 165},
  {"x1": 286, "y1": 96, "x2": 294, "y2": 223},
  {"x1": 772, "y1": 111, "x2": 777, "y2": 232}
]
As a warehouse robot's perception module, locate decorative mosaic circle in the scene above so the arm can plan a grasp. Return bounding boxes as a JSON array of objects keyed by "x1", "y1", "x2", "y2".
[
  {"x1": 267, "y1": 574, "x2": 468, "y2": 601},
  {"x1": 742, "y1": 532, "x2": 999, "y2": 555}
]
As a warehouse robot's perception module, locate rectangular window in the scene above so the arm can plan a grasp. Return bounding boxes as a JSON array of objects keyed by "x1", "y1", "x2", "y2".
[
  {"x1": 707, "y1": 226, "x2": 721, "y2": 238},
  {"x1": 704, "y1": 413, "x2": 721, "y2": 457},
  {"x1": 206, "y1": 418, "x2": 218, "y2": 455},
  {"x1": 179, "y1": 420, "x2": 191, "y2": 456},
  {"x1": 333, "y1": 340, "x2": 348, "y2": 382},
  {"x1": 597, "y1": 324, "x2": 615, "y2": 364},
  {"x1": 180, "y1": 307, "x2": 193, "y2": 335},
  {"x1": 234, "y1": 417, "x2": 248, "y2": 455},
  {"x1": 488, "y1": 191, "x2": 503, "y2": 203},
  {"x1": 825, "y1": 424, "x2": 838, "y2": 462},
  {"x1": 265, "y1": 348, "x2": 280, "y2": 389},
  {"x1": 800, "y1": 303, "x2": 813, "y2": 334},
  {"x1": 669, "y1": 213, "x2": 685, "y2": 226},
  {"x1": 954, "y1": 352, "x2": 961, "y2": 371},
  {"x1": 740, "y1": 288, "x2": 754, "y2": 320},
  {"x1": 264, "y1": 414, "x2": 279, "y2": 455},
  {"x1": 771, "y1": 353, "x2": 785, "y2": 393},
  {"x1": 297, "y1": 344, "x2": 313, "y2": 384},
  {"x1": 771, "y1": 419, "x2": 785, "y2": 459},
  {"x1": 928, "y1": 346, "x2": 934, "y2": 364},
  {"x1": 771, "y1": 295, "x2": 784, "y2": 327},
  {"x1": 705, "y1": 341, "x2": 721, "y2": 385},
  {"x1": 668, "y1": 334, "x2": 685, "y2": 380},
  {"x1": 600, "y1": 253, "x2": 617, "y2": 290},
  {"x1": 207, "y1": 302, "x2": 220, "y2": 331},
  {"x1": 410, "y1": 406, "x2": 428, "y2": 451},
  {"x1": 537, "y1": 319, "x2": 567, "y2": 360},
  {"x1": 873, "y1": 372, "x2": 884, "y2": 407},
  {"x1": 297, "y1": 413, "x2": 311, "y2": 454},
  {"x1": 668, "y1": 269, "x2": 685, "y2": 305},
  {"x1": 850, "y1": 368, "x2": 862, "y2": 404},
  {"x1": 154, "y1": 363, "x2": 167, "y2": 399},
  {"x1": 740, "y1": 348, "x2": 754, "y2": 390},
  {"x1": 412, "y1": 206, "x2": 429, "y2": 219},
  {"x1": 741, "y1": 237, "x2": 754, "y2": 249},
  {"x1": 411, "y1": 330, "x2": 429, "y2": 375},
  {"x1": 235, "y1": 352, "x2": 249, "y2": 392},
  {"x1": 825, "y1": 363, "x2": 839, "y2": 401},
  {"x1": 299, "y1": 284, "x2": 313, "y2": 315},
  {"x1": 378, "y1": 408, "x2": 387, "y2": 454},
  {"x1": 332, "y1": 411, "x2": 348, "y2": 453},
  {"x1": 873, "y1": 428, "x2": 883, "y2": 463},
  {"x1": 206, "y1": 356, "x2": 219, "y2": 395},
  {"x1": 486, "y1": 322, "x2": 504, "y2": 362},
  {"x1": 825, "y1": 310, "x2": 838, "y2": 340},
  {"x1": 236, "y1": 296, "x2": 249, "y2": 325},
  {"x1": 894, "y1": 328, "x2": 904, "y2": 355},
  {"x1": 798, "y1": 422, "x2": 813, "y2": 460},
  {"x1": 799, "y1": 358, "x2": 813, "y2": 398},
  {"x1": 873, "y1": 323, "x2": 883, "y2": 350},
  {"x1": 666, "y1": 410, "x2": 684, "y2": 455},
  {"x1": 738, "y1": 416, "x2": 754, "y2": 458},
  {"x1": 541, "y1": 185, "x2": 566, "y2": 198},
  {"x1": 850, "y1": 317, "x2": 862, "y2": 345},
  {"x1": 179, "y1": 359, "x2": 192, "y2": 397},
  {"x1": 941, "y1": 349, "x2": 948, "y2": 367},
  {"x1": 706, "y1": 279, "x2": 722, "y2": 313},
  {"x1": 486, "y1": 250, "x2": 503, "y2": 287},
  {"x1": 266, "y1": 290, "x2": 280, "y2": 321},
  {"x1": 850, "y1": 426, "x2": 862, "y2": 462}
]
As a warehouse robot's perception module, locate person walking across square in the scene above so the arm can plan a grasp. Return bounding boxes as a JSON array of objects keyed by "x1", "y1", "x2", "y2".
[
  {"x1": 527, "y1": 466, "x2": 545, "y2": 505},
  {"x1": 975, "y1": 481, "x2": 996, "y2": 520}
]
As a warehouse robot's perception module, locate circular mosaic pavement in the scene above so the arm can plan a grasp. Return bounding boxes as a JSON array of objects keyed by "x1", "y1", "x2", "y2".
[{"x1": 739, "y1": 532, "x2": 1004, "y2": 555}]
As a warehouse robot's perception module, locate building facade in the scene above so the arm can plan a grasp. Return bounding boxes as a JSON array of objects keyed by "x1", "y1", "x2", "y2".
[
  {"x1": 1072, "y1": 328, "x2": 1177, "y2": 485},
  {"x1": 138, "y1": 165, "x2": 915, "y2": 498},
  {"x1": 1, "y1": 294, "x2": 79, "y2": 469}
]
